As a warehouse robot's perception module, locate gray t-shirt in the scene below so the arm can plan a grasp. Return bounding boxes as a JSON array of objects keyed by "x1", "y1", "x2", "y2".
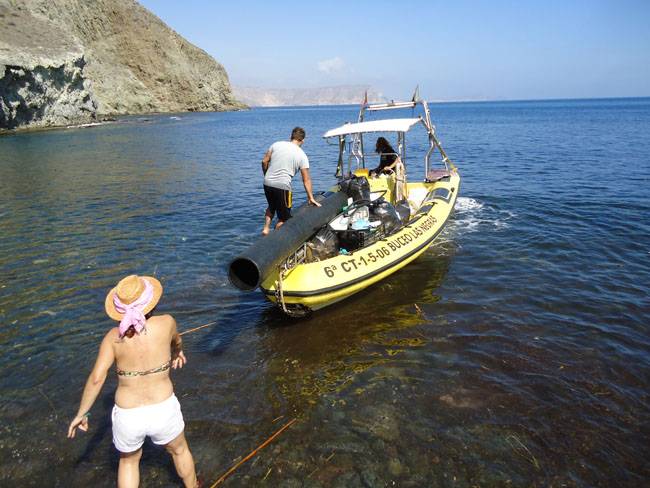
[{"x1": 263, "y1": 141, "x2": 309, "y2": 191}]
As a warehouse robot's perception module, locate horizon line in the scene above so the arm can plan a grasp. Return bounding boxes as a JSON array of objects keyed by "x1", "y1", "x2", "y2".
[{"x1": 244, "y1": 95, "x2": 650, "y2": 109}]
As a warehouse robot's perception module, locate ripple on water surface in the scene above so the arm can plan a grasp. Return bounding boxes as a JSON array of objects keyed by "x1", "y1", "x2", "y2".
[{"x1": 1, "y1": 99, "x2": 650, "y2": 486}]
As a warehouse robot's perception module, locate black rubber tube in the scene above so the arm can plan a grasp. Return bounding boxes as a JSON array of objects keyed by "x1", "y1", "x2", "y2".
[{"x1": 228, "y1": 191, "x2": 349, "y2": 290}]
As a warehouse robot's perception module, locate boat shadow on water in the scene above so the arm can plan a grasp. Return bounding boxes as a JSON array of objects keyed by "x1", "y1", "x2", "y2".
[
  {"x1": 251, "y1": 248, "x2": 456, "y2": 412},
  {"x1": 264, "y1": 247, "x2": 453, "y2": 326},
  {"x1": 193, "y1": 244, "x2": 455, "y2": 353}
]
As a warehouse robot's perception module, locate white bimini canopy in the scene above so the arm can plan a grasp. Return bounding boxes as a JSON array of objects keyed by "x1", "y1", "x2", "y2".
[{"x1": 323, "y1": 117, "x2": 422, "y2": 138}]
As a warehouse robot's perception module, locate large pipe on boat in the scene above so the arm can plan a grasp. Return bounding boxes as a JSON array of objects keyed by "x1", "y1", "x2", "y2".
[{"x1": 228, "y1": 191, "x2": 348, "y2": 291}]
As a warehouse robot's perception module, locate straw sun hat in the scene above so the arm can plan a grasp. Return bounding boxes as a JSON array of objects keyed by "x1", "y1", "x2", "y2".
[{"x1": 105, "y1": 275, "x2": 163, "y2": 321}]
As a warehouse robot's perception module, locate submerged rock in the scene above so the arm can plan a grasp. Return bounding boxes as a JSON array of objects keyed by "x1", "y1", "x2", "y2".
[{"x1": 388, "y1": 458, "x2": 404, "y2": 476}]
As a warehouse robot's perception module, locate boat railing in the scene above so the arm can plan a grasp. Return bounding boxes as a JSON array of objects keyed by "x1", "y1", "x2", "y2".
[
  {"x1": 358, "y1": 93, "x2": 455, "y2": 179},
  {"x1": 364, "y1": 100, "x2": 419, "y2": 112},
  {"x1": 351, "y1": 133, "x2": 363, "y2": 169}
]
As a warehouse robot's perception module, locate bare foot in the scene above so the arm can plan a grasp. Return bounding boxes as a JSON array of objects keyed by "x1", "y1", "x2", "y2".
[{"x1": 262, "y1": 229, "x2": 270, "y2": 236}]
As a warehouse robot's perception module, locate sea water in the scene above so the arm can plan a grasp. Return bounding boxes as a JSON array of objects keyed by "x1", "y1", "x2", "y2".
[{"x1": 0, "y1": 98, "x2": 649, "y2": 486}]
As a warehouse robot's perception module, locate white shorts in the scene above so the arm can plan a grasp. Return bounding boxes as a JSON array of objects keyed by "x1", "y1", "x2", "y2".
[{"x1": 111, "y1": 394, "x2": 185, "y2": 453}]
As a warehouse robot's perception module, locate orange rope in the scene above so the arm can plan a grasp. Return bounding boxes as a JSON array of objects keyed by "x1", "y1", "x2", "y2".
[
  {"x1": 179, "y1": 321, "x2": 217, "y2": 336},
  {"x1": 180, "y1": 321, "x2": 297, "y2": 486},
  {"x1": 209, "y1": 418, "x2": 298, "y2": 487}
]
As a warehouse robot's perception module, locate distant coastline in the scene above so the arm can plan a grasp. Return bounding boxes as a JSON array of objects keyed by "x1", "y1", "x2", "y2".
[
  {"x1": 232, "y1": 85, "x2": 385, "y2": 108},
  {"x1": 3, "y1": 96, "x2": 647, "y2": 136},
  {"x1": 239, "y1": 95, "x2": 650, "y2": 109},
  {"x1": 422, "y1": 95, "x2": 650, "y2": 104}
]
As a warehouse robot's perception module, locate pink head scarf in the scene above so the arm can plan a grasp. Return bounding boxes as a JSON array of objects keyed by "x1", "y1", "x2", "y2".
[{"x1": 113, "y1": 278, "x2": 154, "y2": 337}]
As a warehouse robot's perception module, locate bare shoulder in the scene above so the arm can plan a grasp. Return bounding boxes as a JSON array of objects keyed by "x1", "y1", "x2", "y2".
[
  {"x1": 104, "y1": 327, "x2": 120, "y2": 343},
  {"x1": 149, "y1": 314, "x2": 176, "y2": 332},
  {"x1": 102, "y1": 327, "x2": 120, "y2": 355},
  {"x1": 148, "y1": 313, "x2": 174, "y2": 322}
]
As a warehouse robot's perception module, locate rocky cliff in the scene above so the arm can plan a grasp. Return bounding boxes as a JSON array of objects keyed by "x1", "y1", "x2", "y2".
[
  {"x1": 233, "y1": 85, "x2": 386, "y2": 107},
  {"x1": 1, "y1": 0, "x2": 242, "y2": 131},
  {"x1": 0, "y1": 2, "x2": 97, "y2": 129}
]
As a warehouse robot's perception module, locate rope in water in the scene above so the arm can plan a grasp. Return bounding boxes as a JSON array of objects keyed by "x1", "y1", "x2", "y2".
[
  {"x1": 179, "y1": 320, "x2": 218, "y2": 336},
  {"x1": 209, "y1": 418, "x2": 298, "y2": 487},
  {"x1": 180, "y1": 321, "x2": 298, "y2": 485}
]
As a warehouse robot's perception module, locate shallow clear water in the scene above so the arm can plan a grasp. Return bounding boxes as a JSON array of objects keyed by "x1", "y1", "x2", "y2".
[{"x1": 1, "y1": 99, "x2": 649, "y2": 486}]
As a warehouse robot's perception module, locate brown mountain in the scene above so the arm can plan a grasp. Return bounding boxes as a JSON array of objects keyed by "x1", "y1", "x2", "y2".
[{"x1": 0, "y1": 0, "x2": 242, "y2": 131}]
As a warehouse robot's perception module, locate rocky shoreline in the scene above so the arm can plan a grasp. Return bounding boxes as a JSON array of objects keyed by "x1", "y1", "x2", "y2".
[
  {"x1": 0, "y1": 0, "x2": 243, "y2": 133},
  {"x1": 1, "y1": 57, "x2": 99, "y2": 132}
]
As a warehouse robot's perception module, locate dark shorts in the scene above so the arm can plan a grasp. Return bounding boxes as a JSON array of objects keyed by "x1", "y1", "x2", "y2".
[{"x1": 264, "y1": 185, "x2": 292, "y2": 221}]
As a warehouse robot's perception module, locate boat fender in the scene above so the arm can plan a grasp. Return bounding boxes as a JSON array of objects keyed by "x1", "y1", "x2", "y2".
[{"x1": 228, "y1": 190, "x2": 348, "y2": 290}]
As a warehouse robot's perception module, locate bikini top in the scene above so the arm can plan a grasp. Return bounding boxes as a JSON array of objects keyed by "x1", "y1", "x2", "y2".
[{"x1": 116, "y1": 359, "x2": 171, "y2": 377}]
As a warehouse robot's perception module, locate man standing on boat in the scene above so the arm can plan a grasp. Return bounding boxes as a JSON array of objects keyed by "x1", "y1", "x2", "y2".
[{"x1": 261, "y1": 126, "x2": 321, "y2": 235}]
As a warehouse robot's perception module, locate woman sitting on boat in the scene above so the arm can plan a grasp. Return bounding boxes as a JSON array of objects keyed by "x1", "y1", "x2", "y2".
[
  {"x1": 67, "y1": 274, "x2": 198, "y2": 488},
  {"x1": 370, "y1": 136, "x2": 401, "y2": 176}
]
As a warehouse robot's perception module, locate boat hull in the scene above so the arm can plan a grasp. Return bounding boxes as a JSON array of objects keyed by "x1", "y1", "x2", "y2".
[{"x1": 260, "y1": 171, "x2": 460, "y2": 312}]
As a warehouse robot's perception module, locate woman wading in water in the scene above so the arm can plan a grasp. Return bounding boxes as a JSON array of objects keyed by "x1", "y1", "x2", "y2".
[{"x1": 67, "y1": 275, "x2": 198, "y2": 487}]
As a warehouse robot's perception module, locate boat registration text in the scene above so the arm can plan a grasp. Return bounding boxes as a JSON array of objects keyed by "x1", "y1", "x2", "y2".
[{"x1": 322, "y1": 215, "x2": 438, "y2": 278}]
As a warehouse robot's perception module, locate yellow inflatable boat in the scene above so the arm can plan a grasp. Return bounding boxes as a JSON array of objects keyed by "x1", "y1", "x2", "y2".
[{"x1": 254, "y1": 95, "x2": 460, "y2": 315}]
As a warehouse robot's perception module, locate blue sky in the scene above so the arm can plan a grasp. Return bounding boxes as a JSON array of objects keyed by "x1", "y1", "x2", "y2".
[{"x1": 139, "y1": 0, "x2": 650, "y2": 101}]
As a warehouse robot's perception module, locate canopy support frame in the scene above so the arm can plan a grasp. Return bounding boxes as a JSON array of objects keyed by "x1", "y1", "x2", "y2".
[{"x1": 330, "y1": 87, "x2": 457, "y2": 180}]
